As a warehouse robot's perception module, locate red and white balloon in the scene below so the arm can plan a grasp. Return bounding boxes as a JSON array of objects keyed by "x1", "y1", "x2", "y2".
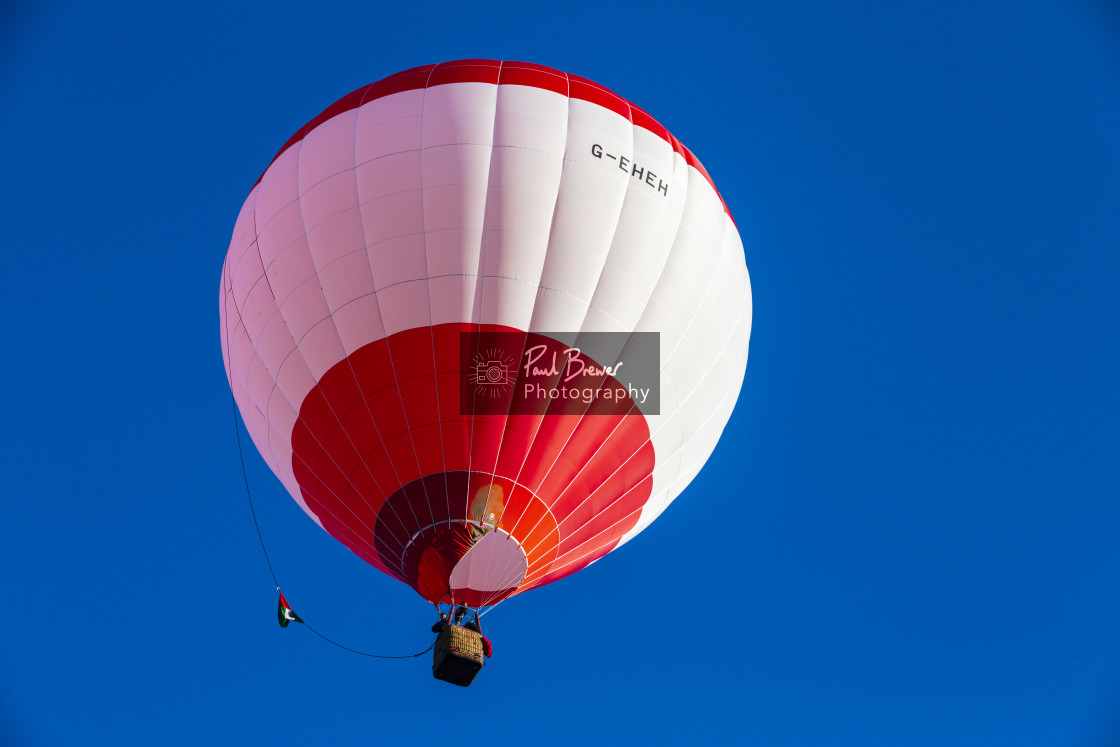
[{"x1": 219, "y1": 60, "x2": 752, "y2": 607}]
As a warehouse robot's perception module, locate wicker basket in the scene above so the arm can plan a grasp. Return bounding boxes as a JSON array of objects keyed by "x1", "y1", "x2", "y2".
[{"x1": 432, "y1": 625, "x2": 485, "y2": 686}]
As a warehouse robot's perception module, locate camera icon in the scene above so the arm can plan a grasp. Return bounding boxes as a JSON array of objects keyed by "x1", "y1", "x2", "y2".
[
  {"x1": 470, "y1": 350, "x2": 515, "y2": 396},
  {"x1": 477, "y1": 360, "x2": 510, "y2": 385},
  {"x1": 477, "y1": 362, "x2": 508, "y2": 385}
]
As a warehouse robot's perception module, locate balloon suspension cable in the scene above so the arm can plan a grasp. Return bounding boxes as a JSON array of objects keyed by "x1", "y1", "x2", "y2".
[
  {"x1": 227, "y1": 342, "x2": 435, "y2": 659},
  {"x1": 229, "y1": 389, "x2": 280, "y2": 589}
]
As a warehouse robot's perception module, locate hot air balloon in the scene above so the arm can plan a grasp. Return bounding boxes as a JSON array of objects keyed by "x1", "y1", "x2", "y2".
[{"x1": 219, "y1": 60, "x2": 751, "y2": 623}]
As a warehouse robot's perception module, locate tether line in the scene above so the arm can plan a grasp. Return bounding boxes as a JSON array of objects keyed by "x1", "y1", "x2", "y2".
[{"x1": 227, "y1": 364, "x2": 434, "y2": 659}]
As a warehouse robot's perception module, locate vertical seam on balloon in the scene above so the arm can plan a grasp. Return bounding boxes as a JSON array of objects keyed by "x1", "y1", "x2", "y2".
[
  {"x1": 484, "y1": 69, "x2": 571, "y2": 484},
  {"x1": 470, "y1": 74, "x2": 568, "y2": 595},
  {"x1": 459, "y1": 63, "x2": 505, "y2": 601},
  {"x1": 474, "y1": 77, "x2": 572, "y2": 594},
  {"x1": 464, "y1": 60, "x2": 506, "y2": 601},
  {"x1": 415, "y1": 66, "x2": 453, "y2": 534}
]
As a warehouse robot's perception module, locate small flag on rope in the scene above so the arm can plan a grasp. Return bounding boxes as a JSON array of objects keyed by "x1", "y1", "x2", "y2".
[{"x1": 277, "y1": 591, "x2": 303, "y2": 628}]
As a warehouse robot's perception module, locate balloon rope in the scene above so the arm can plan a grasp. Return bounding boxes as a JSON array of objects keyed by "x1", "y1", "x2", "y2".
[
  {"x1": 224, "y1": 284, "x2": 436, "y2": 660},
  {"x1": 229, "y1": 389, "x2": 280, "y2": 588},
  {"x1": 228, "y1": 388, "x2": 437, "y2": 659},
  {"x1": 302, "y1": 622, "x2": 436, "y2": 659}
]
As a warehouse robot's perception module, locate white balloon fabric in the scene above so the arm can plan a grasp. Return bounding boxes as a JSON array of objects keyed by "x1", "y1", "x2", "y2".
[{"x1": 219, "y1": 60, "x2": 752, "y2": 607}]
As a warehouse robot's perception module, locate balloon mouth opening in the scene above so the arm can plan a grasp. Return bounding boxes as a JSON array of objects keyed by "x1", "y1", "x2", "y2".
[
  {"x1": 449, "y1": 526, "x2": 529, "y2": 602},
  {"x1": 367, "y1": 469, "x2": 563, "y2": 605},
  {"x1": 402, "y1": 521, "x2": 528, "y2": 606}
]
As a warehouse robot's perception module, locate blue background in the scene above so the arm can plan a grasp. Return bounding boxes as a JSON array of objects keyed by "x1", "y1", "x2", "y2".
[{"x1": 2, "y1": 2, "x2": 1119, "y2": 744}]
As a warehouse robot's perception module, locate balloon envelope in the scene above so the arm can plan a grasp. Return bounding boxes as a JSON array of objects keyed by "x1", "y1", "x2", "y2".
[{"x1": 220, "y1": 60, "x2": 752, "y2": 607}]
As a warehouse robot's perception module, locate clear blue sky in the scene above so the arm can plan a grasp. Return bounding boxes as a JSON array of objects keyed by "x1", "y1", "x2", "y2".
[{"x1": 2, "y1": 2, "x2": 1119, "y2": 745}]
